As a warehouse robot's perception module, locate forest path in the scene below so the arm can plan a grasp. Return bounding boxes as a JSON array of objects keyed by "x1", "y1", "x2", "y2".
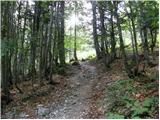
[
  {"x1": 2, "y1": 61, "x2": 100, "y2": 119},
  {"x1": 37, "y1": 61, "x2": 98, "y2": 118}
]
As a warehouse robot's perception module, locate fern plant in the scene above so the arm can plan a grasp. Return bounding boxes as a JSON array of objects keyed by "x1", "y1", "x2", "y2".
[{"x1": 106, "y1": 112, "x2": 125, "y2": 119}]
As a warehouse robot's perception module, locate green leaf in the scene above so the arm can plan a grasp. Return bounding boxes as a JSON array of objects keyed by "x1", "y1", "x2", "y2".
[
  {"x1": 106, "y1": 112, "x2": 125, "y2": 119},
  {"x1": 143, "y1": 97, "x2": 154, "y2": 107},
  {"x1": 132, "y1": 116, "x2": 141, "y2": 119},
  {"x1": 131, "y1": 106, "x2": 148, "y2": 117},
  {"x1": 133, "y1": 100, "x2": 141, "y2": 107}
]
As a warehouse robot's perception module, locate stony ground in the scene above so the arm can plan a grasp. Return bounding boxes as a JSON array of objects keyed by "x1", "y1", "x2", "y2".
[{"x1": 2, "y1": 61, "x2": 103, "y2": 119}]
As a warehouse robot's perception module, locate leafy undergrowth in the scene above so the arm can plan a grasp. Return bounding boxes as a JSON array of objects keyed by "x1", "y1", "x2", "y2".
[
  {"x1": 105, "y1": 76, "x2": 159, "y2": 119},
  {"x1": 88, "y1": 56, "x2": 159, "y2": 119},
  {"x1": 87, "y1": 59, "x2": 129, "y2": 118}
]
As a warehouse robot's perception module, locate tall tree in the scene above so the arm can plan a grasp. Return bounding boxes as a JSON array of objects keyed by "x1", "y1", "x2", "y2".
[
  {"x1": 74, "y1": 1, "x2": 78, "y2": 61},
  {"x1": 98, "y1": 1, "x2": 109, "y2": 67},
  {"x1": 91, "y1": 1, "x2": 101, "y2": 59},
  {"x1": 1, "y1": 1, "x2": 16, "y2": 102},
  {"x1": 12, "y1": 1, "x2": 23, "y2": 93},
  {"x1": 58, "y1": 1, "x2": 65, "y2": 66},
  {"x1": 109, "y1": 1, "x2": 116, "y2": 60},
  {"x1": 128, "y1": 1, "x2": 139, "y2": 64},
  {"x1": 19, "y1": 1, "x2": 29, "y2": 82},
  {"x1": 139, "y1": 2, "x2": 150, "y2": 63},
  {"x1": 113, "y1": 1, "x2": 132, "y2": 77}
]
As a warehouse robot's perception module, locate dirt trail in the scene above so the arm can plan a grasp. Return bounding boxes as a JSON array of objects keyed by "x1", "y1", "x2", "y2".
[
  {"x1": 2, "y1": 61, "x2": 99, "y2": 119},
  {"x1": 39, "y1": 61, "x2": 97, "y2": 119}
]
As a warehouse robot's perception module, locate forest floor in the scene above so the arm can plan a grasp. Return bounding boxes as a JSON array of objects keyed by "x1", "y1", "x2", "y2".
[
  {"x1": 2, "y1": 61, "x2": 101, "y2": 119},
  {"x1": 1, "y1": 54, "x2": 159, "y2": 119}
]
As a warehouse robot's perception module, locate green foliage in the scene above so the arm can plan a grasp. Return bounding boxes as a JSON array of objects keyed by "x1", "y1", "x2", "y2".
[
  {"x1": 132, "y1": 116, "x2": 141, "y2": 119},
  {"x1": 132, "y1": 106, "x2": 149, "y2": 117},
  {"x1": 122, "y1": 96, "x2": 135, "y2": 108},
  {"x1": 64, "y1": 35, "x2": 74, "y2": 50},
  {"x1": 131, "y1": 103, "x2": 149, "y2": 117},
  {"x1": 105, "y1": 79, "x2": 159, "y2": 119},
  {"x1": 143, "y1": 97, "x2": 158, "y2": 107},
  {"x1": 143, "y1": 97, "x2": 154, "y2": 107},
  {"x1": 137, "y1": 1, "x2": 158, "y2": 30},
  {"x1": 65, "y1": 31, "x2": 91, "y2": 52},
  {"x1": 86, "y1": 55, "x2": 94, "y2": 60},
  {"x1": 106, "y1": 112, "x2": 125, "y2": 119},
  {"x1": 149, "y1": 71, "x2": 159, "y2": 81}
]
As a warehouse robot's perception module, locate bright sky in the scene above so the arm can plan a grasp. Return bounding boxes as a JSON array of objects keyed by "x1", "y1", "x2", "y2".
[
  {"x1": 65, "y1": 1, "x2": 92, "y2": 30},
  {"x1": 28, "y1": 0, "x2": 34, "y2": 5}
]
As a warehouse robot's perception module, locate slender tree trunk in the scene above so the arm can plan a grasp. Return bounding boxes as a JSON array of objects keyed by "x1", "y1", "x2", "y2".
[
  {"x1": 13, "y1": 1, "x2": 23, "y2": 93},
  {"x1": 98, "y1": 2, "x2": 109, "y2": 67},
  {"x1": 46, "y1": 2, "x2": 54, "y2": 82},
  {"x1": 110, "y1": 12, "x2": 116, "y2": 60},
  {"x1": 150, "y1": 28, "x2": 154, "y2": 54},
  {"x1": 20, "y1": 1, "x2": 28, "y2": 82},
  {"x1": 58, "y1": 1, "x2": 65, "y2": 67},
  {"x1": 153, "y1": 29, "x2": 157, "y2": 48},
  {"x1": 143, "y1": 27, "x2": 150, "y2": 63},
  {"x1": 74, "y1": 1, "x2": 78, "y2": 61},
  {"x1": 69, "y1": 27, "x2": 72, "y2": 61},
  {"x1": 92, "y1": 1, "x2": 101, "y2": 59},
  {"x1": 113, "y1": 1, "x2": 131, "y2": 76},
  {"x1": 54, "y1": 3, "x2": 59, "y2": 66},
  {"x1": 150, "y1": 28, "x2": 157, "y2": 56},
  {"x1": 39, "y1": 23, "x2": 44, "y2": 84},
  {"x1": 139, "y1": 4, "x2": 150, "y2": 64},
  {"x1": 128, "y1": 20, "x2": 136, "y2": 60},
  {"x1": 128, "y1": 1, "x2": 138, "y2": 64},
  {"x1": 30, "y1": 2, "x2": 40, "y2": 90}
]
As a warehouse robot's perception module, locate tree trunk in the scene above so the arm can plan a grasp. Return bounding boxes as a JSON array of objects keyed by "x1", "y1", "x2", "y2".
[
  {"x1": 150, "y1": 28, "x2": 154, "y2": 54},
  {"x1": 30, "y1": 2, "x2": 40, "y2": 89},
  {"x1": 1, "y1": 2, "x2": 12, "y2": 94},
  {"x1": 58, "y1": 1, "x2": 65, "y2": 67},
  {"x1": 110, "y1": 8, "x2": 116, "y2": 60},
  {"x1": 20, "y1": 1, "x2": 28, "y2": 82},
  {"x1": 128, "y1": 1, "x2": 139, "y2": 64},
  {"x1": 91, "y1": 1, "x2": 101, "y2": 59},
  {"x1": 13, "y1": 1, "x2": 23, "y2": 93},
  {"x1": 74, "y1": 1, "x2": 78, "y2": 61},
  {"x1": 139, "y1": 4, "x2": 150, "y2": 64},
  {"x1": 98, "y1": 2, "x2": 109, "y2": 67},
  {"x1": 143, "y1": 27, "x2": 150, "y2": 63},
  {"x1": 47, "y1": 2, "x2": 54, "y2": 82},
  {"x1": 113, "y1": 1, "x2": 131, "y2": 77},
  {"x1": 128, "y1": 20, "x2": 136, "y2": 60},
  {"x1": 150, "y1": 28, "x2": 157, "y2": 56}
]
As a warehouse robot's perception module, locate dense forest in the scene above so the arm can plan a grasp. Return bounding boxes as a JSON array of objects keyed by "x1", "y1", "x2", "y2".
[{"x1": 1, "y1": 0, "x2": 159, "y2": 119}]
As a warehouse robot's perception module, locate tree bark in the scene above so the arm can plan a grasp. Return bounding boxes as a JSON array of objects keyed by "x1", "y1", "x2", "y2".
[
  {"x1": 139, "y1": 5, "x2": 150, "y2": 63},
  {"x1": 128, "y1": 1, "x2": 139, "y2": 64},
  {"x1": 113, "y1": 1, "x2": 131, "y2": 76},
  {"x1": 74, "y1": 1, "x2": 78, "y2": 61},
  {"x1": 110, "y1": 4, "x2": 116, "y2": 60},
  {"x1": 13, "y1": 1, "x2": 23, "y2": 93},
  {"x1": 91, "y1": 1, "x2": 101, "y2": 59},
  {"x1": 98, "y1": 2, "x2": 109, "y2": 67},
  {"x1": 58, "y1": 1, "x2": 65, "y2": 67}
]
